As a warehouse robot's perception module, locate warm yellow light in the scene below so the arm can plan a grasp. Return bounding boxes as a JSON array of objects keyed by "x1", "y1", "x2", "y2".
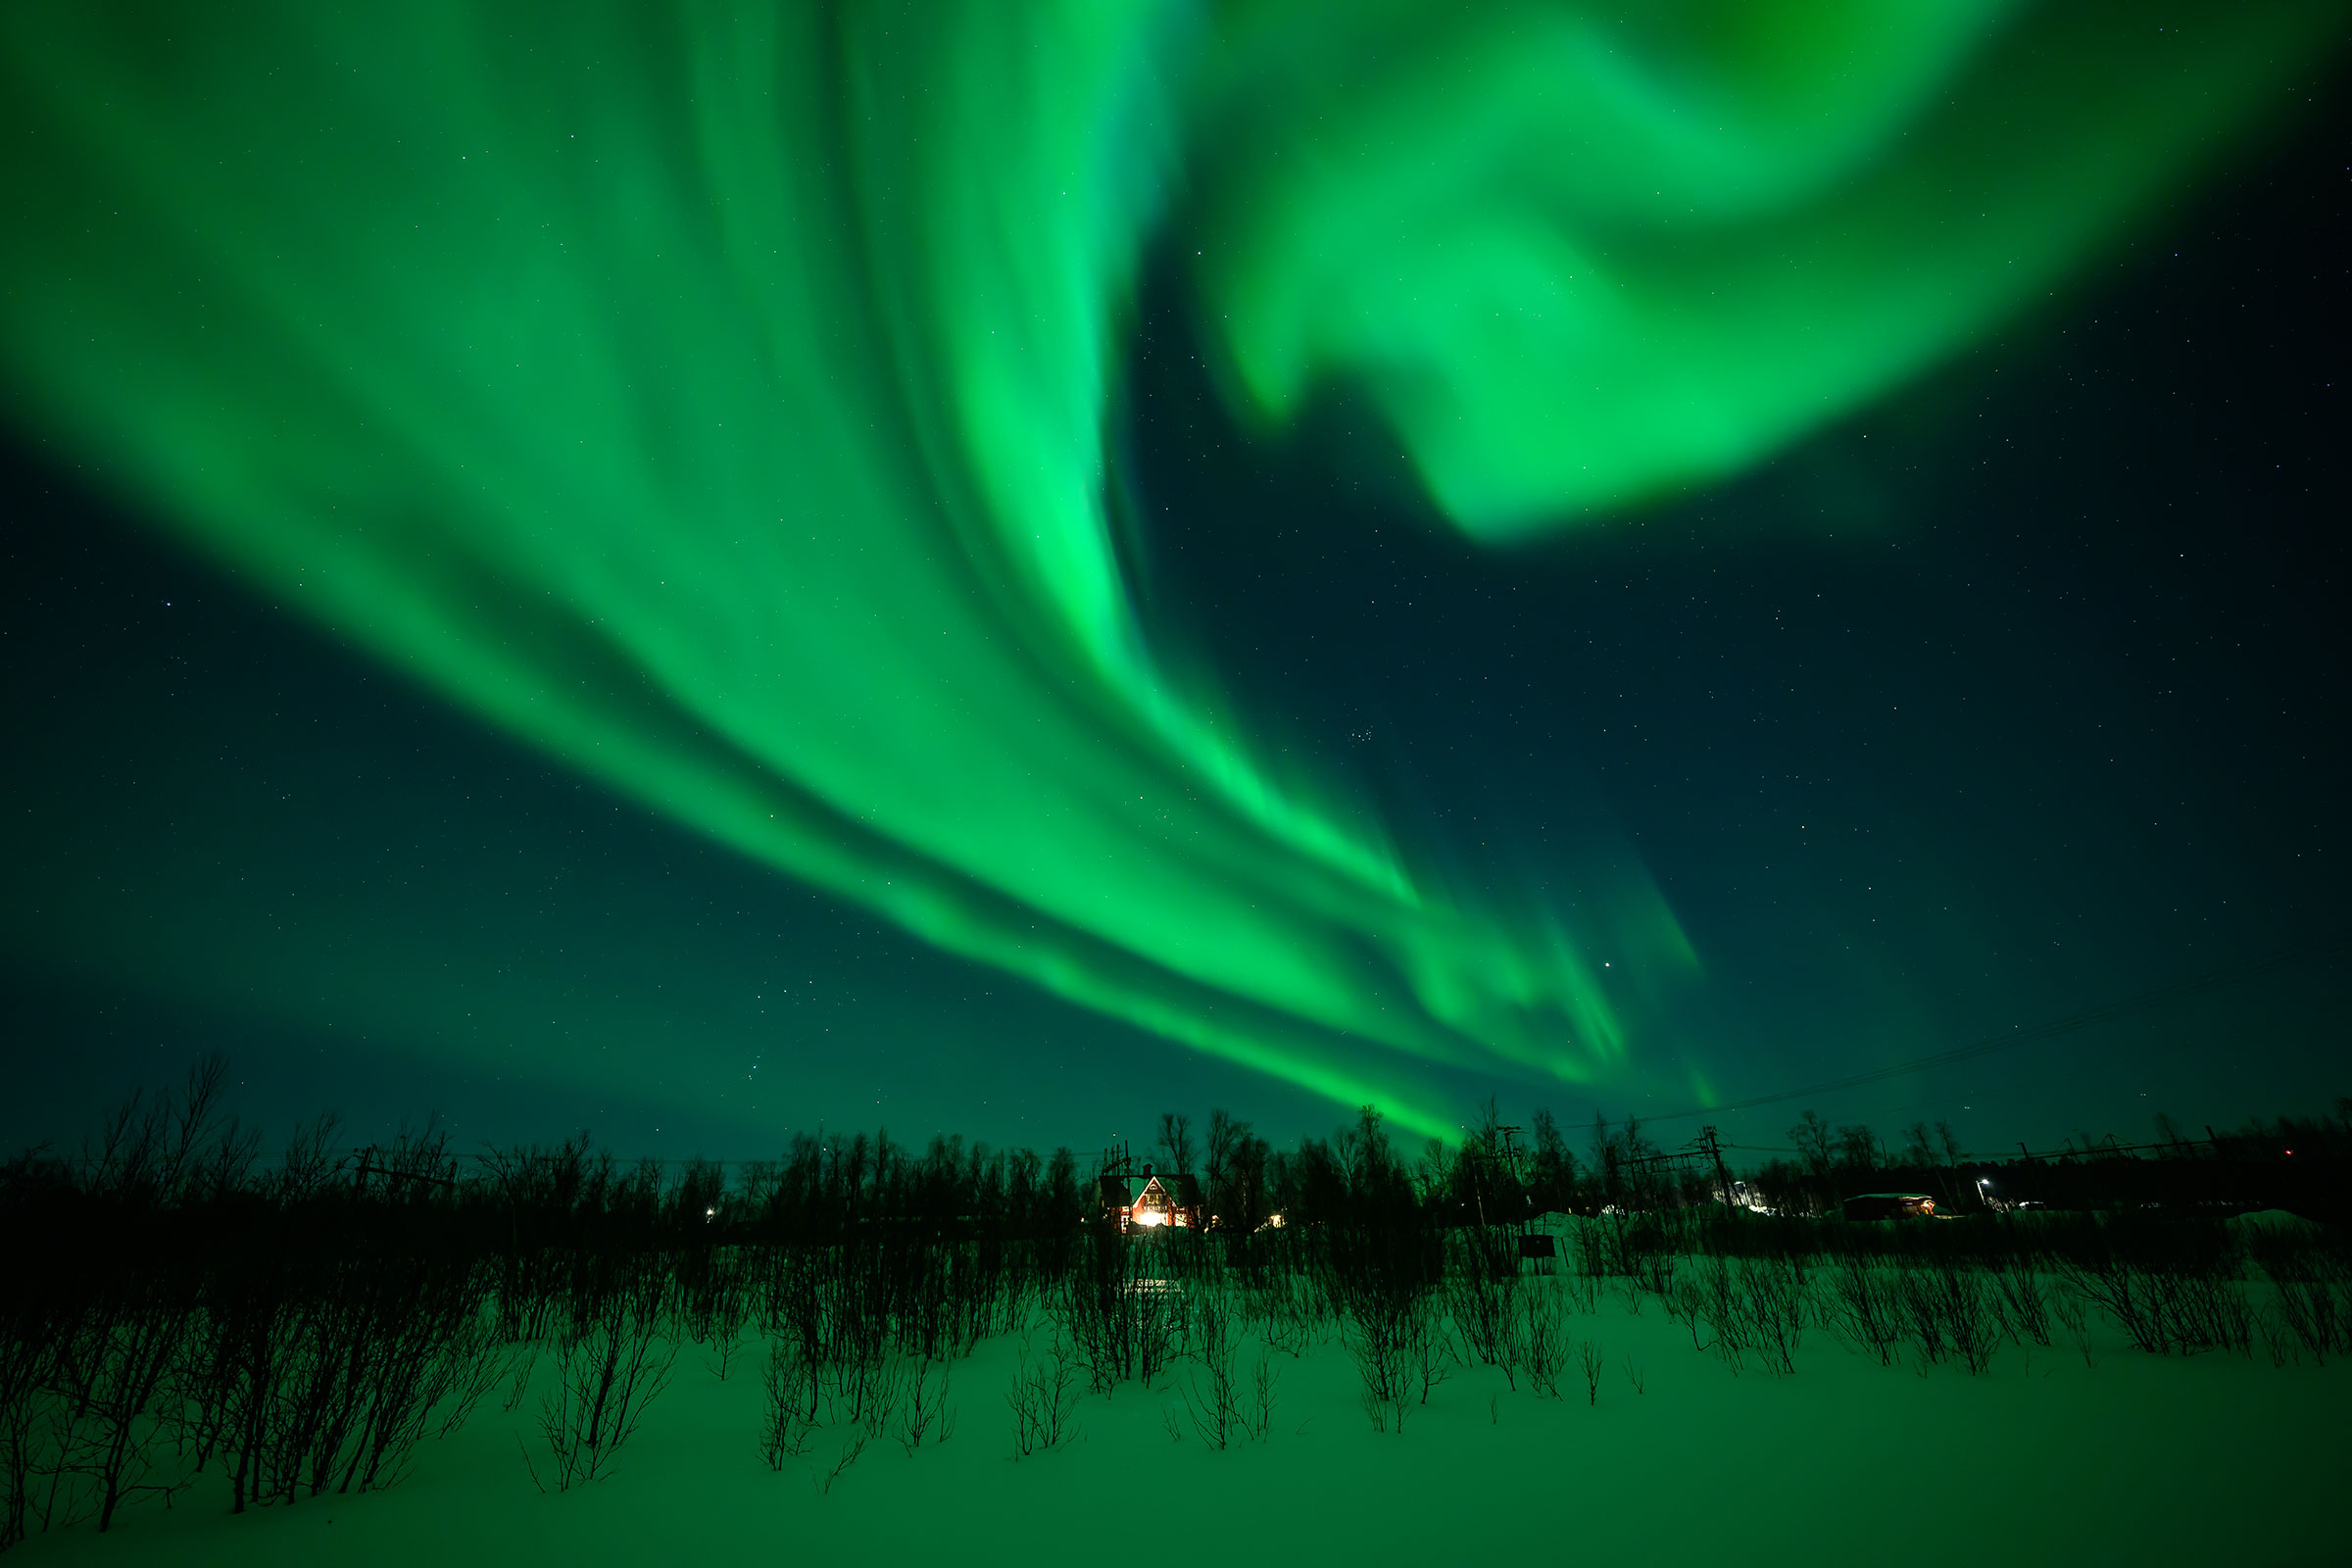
[{"x1": 1134, "y1": 1209, "x2": 1165, "y2": 1227}]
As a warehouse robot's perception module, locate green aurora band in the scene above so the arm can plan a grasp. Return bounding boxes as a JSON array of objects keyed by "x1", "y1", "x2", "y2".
[{"x1": 0, "y1": 1, "x2": 2336, "y2": 1137}]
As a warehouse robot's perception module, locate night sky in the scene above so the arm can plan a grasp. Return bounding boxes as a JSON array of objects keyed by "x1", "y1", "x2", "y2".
[{"x1": 2, "y1": 8, "x2": 2345, "y2": 1166}]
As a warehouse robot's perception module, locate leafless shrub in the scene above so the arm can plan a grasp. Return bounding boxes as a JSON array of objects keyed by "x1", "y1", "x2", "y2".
[
  {"x1": 343, "y1": 1293, "x2": 508, "y2": 1493},
  {"x1": 1005, "y1": 1336, "x2": 1080, "y2": 1458},
  {"x1": 1250, "y1": 1269, "x2": 1328, "y2": 1357},
  {"x1": 1133, "y1": 1285, "x2": 1183, "y2": 1392},
  {"x1": 1937, "y1": 1259, "x2": 1994, "y2": 1372},
  {"x1": 2257, "y1": 1306, "x2": 2298, "y2": 1369},
  {"x1": 1738, "y1": 1256, "x2": 1806, "y2": 1376},
  {"x1": 1687, "y1": 1253, "x2": 1803, "y2": 1376},
  {"x1": 1692, "y1": 1253, "x2": 1747, "y2": 1372},
  {"x1": 895, "y1": 1355, "x2": 956, "y2": 1453},
  {"x1": 526, "y1": 1265, "x2": 677, "y2": 1492},
  {"x1": 824, "y1": 1288, "x2": 899, "y2": 1432},
  {"x1": 1345, "y1": 1298, "x2": 1416, "y2": 1434},
  {"x1": 759, "y1": 1342, "x2": 818, "y2": 1467},
  {"x1": 1053, "y1": 1238, "x2": 1185, "y2": 1394},
  {"x1": 1619, "y1": 1353, "x2": 1644, "y2": 1395},
  {"x1": 0, "y1": 1313, "x2": 47, "y2": 1553},
  {"x1": 1943, "y1": 1265, "x2": 1998, "y2": 1374},
  {"x1": 1990, "y1": 1255, "x2": 2052, "y2": 1348},
  {"x1": 818, "y1": 1433, "x2": 866, "y2": 1494},
  {"x1": 2061, "y1": 1254, "x2": 2251, "y2": 1357},
  {"x1": 1246, "y1": 1347, "x2": 1278, "y2": 1442},
  {"x1": 438, "y1": 1320, "x2": 525, "y2": 1441},
  {"x1": 1446, "y1": 1230, "x2": 1519, "y2": 1376},
  {"x1": 1556, "y1": 1234, "x2": 1603, "y2": 1315},
  {"x1": 1577, "y1": 1337, "x2": 1604, "y2": 1406},
  {"x1": 2051, "y1": 1289, "x2": 2098, "y2": 1369},
  {"x1": 852, "y1": 1355, "x2": 910, "y2": 1441},
  {"x1": 701, "y1": 1258, "x2": 754, "y2": 1382},
  {"x1": 1663, "y1": 1275, "x2": 1712, "y2": 1354},
  {"x1": 1516, "y1": 1285, "x2": 1569, "y2": 1399},
  {"x1": 2272, "y1": 1278, "x2": 2343, "y2": 1364},
  {"x1": 1181, "y1": 1292, "x2": 1244, "y2": 1447},
  {"x1": 500, "y1": 1347, "x2": 537, "y2": 1414},
  {"x1": 2251, "y1": 1232, "x2": 2346, "y2": 1364},
  {"x1": 1825, "y1": 1255, "x2": 1902, "y2": 1366},
  {"x1": 1897, "y1": 1267, "x2": 1950, "y2": 1368},
  {"x1": 1573, "y1": 1222, "x2": 1610, "y2": 1284},
  {"x1": 1895, "y1": 1258, "x2": 1995, "y2": 1374},
  {"x1": 1407, "y1": 1299, "x2": 1451, "y2": 1406}
]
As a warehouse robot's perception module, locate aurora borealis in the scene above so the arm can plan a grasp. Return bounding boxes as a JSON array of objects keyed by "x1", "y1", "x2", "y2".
[{"x1": 1, "y1": 3, "x2": 2346, "y2": 1152}]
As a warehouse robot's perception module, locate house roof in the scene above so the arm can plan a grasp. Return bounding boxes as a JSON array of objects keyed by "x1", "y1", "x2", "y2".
[{"x1": 1134, "y1": 1172, "x2": 1203, "y2": 1207}]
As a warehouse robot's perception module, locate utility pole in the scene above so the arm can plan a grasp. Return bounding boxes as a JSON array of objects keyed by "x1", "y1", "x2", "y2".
[
  {"x1": 1700, "y1": 1126, "x2": 1735, "y2": 1215},
  {"x1": 1497, "y1": 1124, "x2": 1528, "y2": 1229}
]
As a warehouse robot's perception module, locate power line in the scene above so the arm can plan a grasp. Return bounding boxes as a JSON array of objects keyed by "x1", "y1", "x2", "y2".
[{"x1": 1641, "y1": 935, "x2": 2350, "y2": 1126}]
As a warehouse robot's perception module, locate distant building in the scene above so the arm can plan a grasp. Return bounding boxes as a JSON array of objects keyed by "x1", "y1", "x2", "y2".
[
  {"x1": 1843, "y1": 1192, "x2": 1936, "y2": 1221},
  {"x1": 1127, "y1": 1166, "x2": 1205, "y2": 1231},
  {"x1": 1094, "y1": 1173, "x2": 1133, "y2": 1227}
]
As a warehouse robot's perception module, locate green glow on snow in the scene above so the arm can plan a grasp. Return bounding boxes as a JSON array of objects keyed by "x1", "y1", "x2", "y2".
[{"x1": 0, "y1": 1, "x2": 2332, "y2": 1136}]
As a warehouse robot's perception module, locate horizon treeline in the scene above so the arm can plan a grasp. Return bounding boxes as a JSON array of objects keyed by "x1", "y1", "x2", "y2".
[{"x1": 11, "y1": 1065, "x2": 2351, "y2": 1233}]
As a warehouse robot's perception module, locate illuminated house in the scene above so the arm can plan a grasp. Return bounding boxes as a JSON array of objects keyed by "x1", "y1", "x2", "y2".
[{"x1": 1127, "y1": 1167, "x2": 1205, "y2": 1231}]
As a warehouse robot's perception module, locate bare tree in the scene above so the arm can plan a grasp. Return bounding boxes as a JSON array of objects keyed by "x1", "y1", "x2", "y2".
[
  {"x1": 1834, "y1": 1123, "x2": 1880, "y2": 1180},
  {"x1": 1205, "y1": 1111, "x2": 1251, "y2": 1227},
  {"x1": 1154, "y1": 1112, "x2": 1197, "y2": 1176},
  {"x1": 1788, "y1": 1111, "x2": 1835, "y2": 1209}
]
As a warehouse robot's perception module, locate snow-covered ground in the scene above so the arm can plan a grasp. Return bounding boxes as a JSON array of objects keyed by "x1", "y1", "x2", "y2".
[{"x1": 15, "y1": 1230, "x2": 2341, "y2": 1566}]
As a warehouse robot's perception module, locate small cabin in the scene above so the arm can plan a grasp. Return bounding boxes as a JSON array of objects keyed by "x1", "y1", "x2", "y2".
[
  {"x1": 1843, "y1": 1192, "x2": 1936, "y2": 1221},
  {"x1": 1094, "y1": 1174, "x2": 1133, "y2": 1227},
  {"x1": 1127, "y1": 1167, "x2": 1205, "y2": 1231}
]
